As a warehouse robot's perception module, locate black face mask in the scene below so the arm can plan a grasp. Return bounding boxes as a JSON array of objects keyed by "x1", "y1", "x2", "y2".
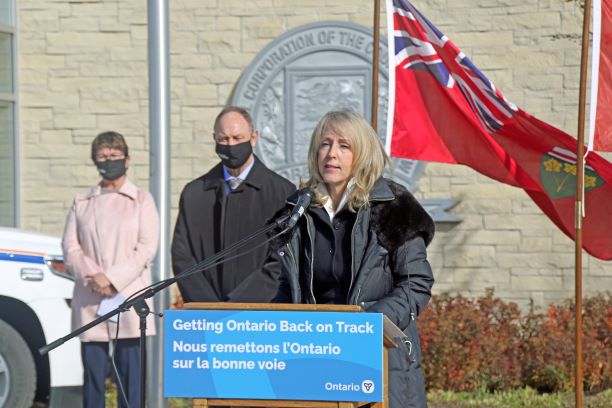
[
  {"x1": 215, "y1": 140, "x2": 253, "y2": 169},
  {"x1": 96, "y1": 158, "x2": 127, "y2": 181}
]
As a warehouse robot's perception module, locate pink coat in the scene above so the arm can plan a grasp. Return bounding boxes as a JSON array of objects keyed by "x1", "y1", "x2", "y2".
[{"x1": 62, "y1": 179, "x2": 159, "y2": 341}]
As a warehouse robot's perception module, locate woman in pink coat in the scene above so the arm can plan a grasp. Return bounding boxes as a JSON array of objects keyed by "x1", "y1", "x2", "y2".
[{"x1": 62, "y1": 131, "x2": 159, "y2": 408}]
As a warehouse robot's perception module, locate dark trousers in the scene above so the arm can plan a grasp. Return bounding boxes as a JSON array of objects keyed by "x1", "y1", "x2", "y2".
[{"x1": 81, "y1": 338, "x2": 140, "y2": 408}]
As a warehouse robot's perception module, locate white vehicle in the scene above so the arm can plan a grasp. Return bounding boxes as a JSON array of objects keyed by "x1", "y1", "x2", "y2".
[{"x1": 0, "y1": 227, "x2": 82, "y2": 407}]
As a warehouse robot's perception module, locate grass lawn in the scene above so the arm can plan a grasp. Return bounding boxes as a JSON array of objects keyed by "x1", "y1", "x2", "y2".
[
  {"x1": 427, "y1": 388, "x2": 612, "y2": 408},
  {"x1": 97, "y1": 386, "x2": 612, "y2": 407}
]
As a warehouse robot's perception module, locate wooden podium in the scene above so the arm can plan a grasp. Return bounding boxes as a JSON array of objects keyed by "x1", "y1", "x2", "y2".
[{"x1": 182, "y1": 302, "x2": 400, "y2": 408}]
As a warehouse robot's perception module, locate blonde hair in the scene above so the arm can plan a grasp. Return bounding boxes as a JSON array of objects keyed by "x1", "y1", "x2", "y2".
[{"x1": 304, "y1": 110, "x2": 388, "y2": 211}]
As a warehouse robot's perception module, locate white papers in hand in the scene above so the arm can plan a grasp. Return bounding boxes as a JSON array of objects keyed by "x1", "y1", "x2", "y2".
[{"x1": 97, "y1": 293, "x2": 127, "y2": 323}]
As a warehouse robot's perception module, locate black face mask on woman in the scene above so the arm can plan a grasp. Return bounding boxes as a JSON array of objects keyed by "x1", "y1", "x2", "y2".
[
  {"x1": 215, "y1": 140, "x2": 253, "y2": 169},
  {"x1": 96, "y1": 158, "x2": 127, "y2": 181}
]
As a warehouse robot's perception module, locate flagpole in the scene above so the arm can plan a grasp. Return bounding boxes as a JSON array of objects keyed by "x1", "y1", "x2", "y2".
[
  {"x1": 575, "y1": 1, "x2": 591, "y2": 407},
  {"x1": 371, "y1": 0, "x2": 381, "y2": 130}
]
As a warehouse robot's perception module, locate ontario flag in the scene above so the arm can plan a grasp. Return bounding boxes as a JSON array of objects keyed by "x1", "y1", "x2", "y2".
[
  {"x1": 385, "y1": 0, "x2": 612, "y2": 260},
  {"x1": 588, "y1": 0, "x2": 612, "y2": 152}
]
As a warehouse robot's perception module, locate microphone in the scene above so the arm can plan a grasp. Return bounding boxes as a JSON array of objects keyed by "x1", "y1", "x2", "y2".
[{"x1": 286, "y1": 188, "x2": 314, "y2": 229}]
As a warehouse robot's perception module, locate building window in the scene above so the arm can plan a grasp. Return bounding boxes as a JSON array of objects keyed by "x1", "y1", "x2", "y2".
[
  {"x1": 0, "y1": 101, "x2": 14, "y2": 226},
  {"x1": 0, "y1": 0, "x2": 12, "y2": 26},
  {"x1": 0, "y1": 0, "x2": 16, "y2": 227}
]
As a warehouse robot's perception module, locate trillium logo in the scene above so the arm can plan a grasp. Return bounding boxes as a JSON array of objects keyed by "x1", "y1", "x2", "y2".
[{"x1": 361, "y1": 380, "x2": 375, "y2": 394}]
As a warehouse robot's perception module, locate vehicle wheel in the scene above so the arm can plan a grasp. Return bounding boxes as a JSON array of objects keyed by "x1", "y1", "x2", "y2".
[{"x1": 0, "y1": 319, "x2": 36, "y2": 408}]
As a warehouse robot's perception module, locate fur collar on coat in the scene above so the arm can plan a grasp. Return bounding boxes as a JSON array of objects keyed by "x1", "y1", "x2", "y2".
[{"x1": 369, "y1": 180, "x2": 435, "y2": 252}]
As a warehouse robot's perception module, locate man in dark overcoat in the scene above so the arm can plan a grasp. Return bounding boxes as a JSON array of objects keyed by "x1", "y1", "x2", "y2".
[{"x1": 171, "y1": 106, "x2": 295, "y2": 302}]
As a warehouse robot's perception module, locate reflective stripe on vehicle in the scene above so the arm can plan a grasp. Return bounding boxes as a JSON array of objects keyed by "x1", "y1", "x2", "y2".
[{"x1": 0, "y1": 249, "x2": 45, "y2": 265}]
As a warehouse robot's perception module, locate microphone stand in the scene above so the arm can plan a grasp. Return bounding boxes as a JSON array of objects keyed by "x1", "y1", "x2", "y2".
[{"x1": 39, "y1": 214, "x2": 291, "y2": 408}]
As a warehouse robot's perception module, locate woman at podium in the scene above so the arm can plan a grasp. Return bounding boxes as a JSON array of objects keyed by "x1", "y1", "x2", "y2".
[{"x1": 266, "y1": 110, "x2": 435, "y2": 408}]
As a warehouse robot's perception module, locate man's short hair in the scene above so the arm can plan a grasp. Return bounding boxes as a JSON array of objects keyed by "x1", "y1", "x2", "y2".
[{"x1": 213, "y1": 106, "x2": 255, "y2": 133}]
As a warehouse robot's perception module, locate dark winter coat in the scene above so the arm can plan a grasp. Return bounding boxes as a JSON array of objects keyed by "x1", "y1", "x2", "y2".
[
  {"x1": 267, "y1": 178, "x2": 435, "y2": 408},
  {"x1": 171, "y1": 156, "x2": 295, "y2": 303}
]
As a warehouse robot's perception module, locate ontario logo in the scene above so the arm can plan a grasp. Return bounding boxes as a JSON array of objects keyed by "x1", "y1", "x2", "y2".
[
  {"x1": 324, "y1": 380, "x2": 375, "y2": 394},
  {"x1": 540, "y1": 147, "x2": 604, "y2": 200},
  {"x1": 361, "y1": 380, "x2": 375, "y2": 394}
]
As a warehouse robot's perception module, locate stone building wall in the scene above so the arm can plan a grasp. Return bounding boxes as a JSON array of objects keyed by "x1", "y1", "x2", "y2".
[{"x1": 17, "y1": 0, "x2": 610, "y2": 308}]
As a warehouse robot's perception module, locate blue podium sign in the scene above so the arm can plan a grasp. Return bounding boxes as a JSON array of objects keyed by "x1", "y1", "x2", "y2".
[{"x1": 163, "y1": 309, "x2": 383, "y2": 402}]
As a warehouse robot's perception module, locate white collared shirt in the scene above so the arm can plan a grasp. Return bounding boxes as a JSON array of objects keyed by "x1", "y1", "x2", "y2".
[{"x1": 317, "y1": 178, "x2": 356, "y2": 221}]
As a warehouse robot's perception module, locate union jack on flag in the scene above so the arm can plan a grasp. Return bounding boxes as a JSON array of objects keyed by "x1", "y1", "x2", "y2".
[
  {"x1": 385, "y1": 0, "x2": 612, "y2": 260},
  {"x1": 390, "y1": 0, "x2": 517, "y2": 133}
]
